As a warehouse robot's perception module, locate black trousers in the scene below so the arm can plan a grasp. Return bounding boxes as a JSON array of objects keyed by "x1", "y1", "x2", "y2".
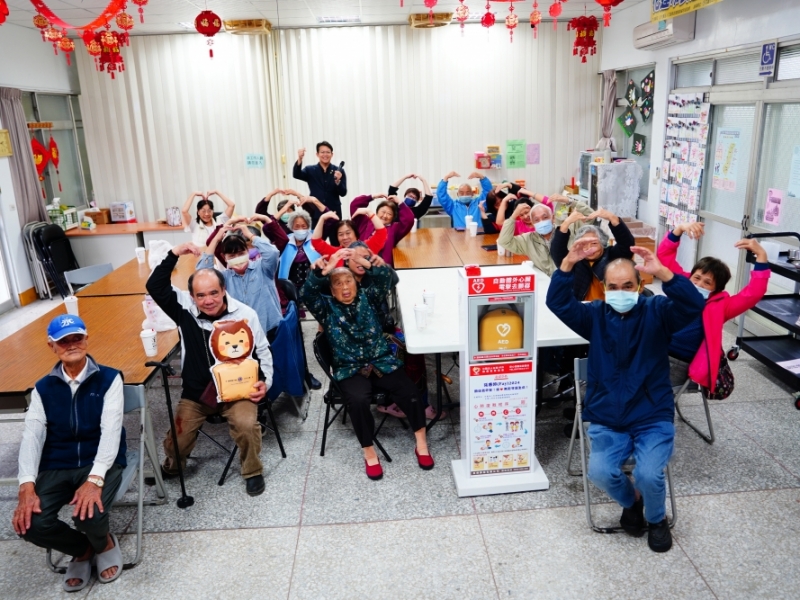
[
  {"x1": 338, "y1": 368, "x2": 426, "y2": 448},
  {"x1": 22, "y1": 464, "x2": 124, "y2": 557}
]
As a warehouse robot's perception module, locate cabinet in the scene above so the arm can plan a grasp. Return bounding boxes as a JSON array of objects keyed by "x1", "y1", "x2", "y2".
[{"x1": 736, "y1": 232, "x2": 800, "y2": 408}]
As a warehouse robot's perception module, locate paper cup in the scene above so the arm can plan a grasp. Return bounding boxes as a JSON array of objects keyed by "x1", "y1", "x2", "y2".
[
  {"x1": 423, "y1": 291, "x2": 436, "y2": 314},
  {"x1": 465, "y1": 215, "x2": 473, "y2": 226},
  {"x1": 135, "y1": 247, "x2": 146, "y2": 264},
  {"x1": 140, "y1": 328, "x2": 158, "y2": 357},
  {"x1": 468, "y1": 222, "x2": 478, "y2": 237},
  {"x1": 414, "y1": 305, "x2": 428, "y2": 330},
  {"x1": 497, "y1": 244, "x2": 506, "y2": 257},
  {"x1": 64, "y1": 295, "x2": 79, "y2": 316}
]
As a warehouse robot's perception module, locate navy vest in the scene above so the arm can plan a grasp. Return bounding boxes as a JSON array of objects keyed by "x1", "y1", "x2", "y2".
[{"x1": 34, "y1": 363, "x2": 126, "y2": 473}]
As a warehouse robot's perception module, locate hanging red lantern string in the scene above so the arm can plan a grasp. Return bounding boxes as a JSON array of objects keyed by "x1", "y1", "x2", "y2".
[
  {"x1": 43, "y1": 26, "x2": 63, "y2": 55},
  {"x1": 30, "y1": 0, "x2": 129, "y2": 32},
  {"x1": 0, "y1": 0, "x2": 8, "y2": 26},
  {"x1": 567, "y1": 15, "x2": 598, "y2": 62},
  {"x1": 33, "y1": 14, "x2": 49, "y2": 40},
  {"x1": 58, "y1": 36, "x2": 75, "y2": 66},
  {"x1": 96, "y1": 29, "x2": 125, "y2": 79},
  {"x1": 131, "y1": 0, "x2": 148, "y2": 24},
  {"x1": 48, "y1": 134, "x2": 62, "y2": 192},
  {"x1": 548, "y1": 1, "x2": 561, "y2": 31},
  {"x1": 505, "y1": 2, "x2": 518, "y2": 42},
  {"x1": 115, "y1": 10, "x2": 134, "y2": 45},
  {"x1": 31, "y1": 137, "x2": 50, "y2": 199},
  {"x1": 424, "y1": 0, "x2": 437, "y2": 25},
  {"x1": 195, "y1": 10, "x2": 222, "y2": 58},
  {"x1": 455, "y1": 0, "x2": 469, "y2": 33},
  {"x1": 530, "y1": 1, "x2": 541, "y2": 39},
  {"x1": 594, "y1": 0, "x2": 624, "y2": 27},
  {"x1": 481, "y1": 1, "x2": 495, "y2": 28}
]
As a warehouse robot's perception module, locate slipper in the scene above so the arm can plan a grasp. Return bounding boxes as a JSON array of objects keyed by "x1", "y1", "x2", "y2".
[
  {"x1": 377, "y1": 403, "x2": 406, "y2": 419},
  {"x1": 63, "y1": 557, "x2": 92, "y2": 592},
  {"x1": 425, "y1": 406, "x2": 448, "y2": 420},
  {"x1": 95, "y1": 533, "x2": 123, "y2": 584}
]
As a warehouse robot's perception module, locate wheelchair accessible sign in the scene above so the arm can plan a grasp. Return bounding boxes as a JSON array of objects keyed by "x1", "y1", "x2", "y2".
[{"x1": 760, "y1": 42, "x2": 776, "y2": 77}]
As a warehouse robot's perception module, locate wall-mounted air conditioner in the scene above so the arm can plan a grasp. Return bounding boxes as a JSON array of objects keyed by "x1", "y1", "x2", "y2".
[{"x1": 633, "y1": 13, "x2": 695, "y2": 50}]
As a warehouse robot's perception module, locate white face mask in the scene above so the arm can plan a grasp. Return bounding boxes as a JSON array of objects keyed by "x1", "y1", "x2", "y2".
[
  {"x1": 226, "y1": 254, "x2": 249, "y2": 268},
  {"x1": 293, "y1": 229, "x2": 309, "y2": 241}
]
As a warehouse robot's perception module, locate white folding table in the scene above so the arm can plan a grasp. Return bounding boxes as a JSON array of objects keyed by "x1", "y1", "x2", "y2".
[{"x1": 395, "y1": 266, "x2": 587, "y2": 428}]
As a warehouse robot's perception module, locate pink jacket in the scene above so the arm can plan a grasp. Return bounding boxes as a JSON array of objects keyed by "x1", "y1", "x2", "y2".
[{"x1": 657, "y1": 233, "x2": 770, "y2": 391}]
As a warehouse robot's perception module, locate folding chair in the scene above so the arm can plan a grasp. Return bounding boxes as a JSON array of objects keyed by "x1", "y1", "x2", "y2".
[
  {"x1": 64, "y1": 263, "x2": 113, "y2": 295},
  {"x1": 312, "y1": 332, "x2": 393, "y2": 461},
  {"x1": 47, "y1": 386, "x2": 149, "y2": 573},
  {"x1": 566, "y1": 358, "x2": 677, "y2": 533},
  {"x1": 32, "y1": 225, "x2": 71, "y2": 299},
  {"x1": 674, "y1": 378, "x2": 715, "y2": 444}
]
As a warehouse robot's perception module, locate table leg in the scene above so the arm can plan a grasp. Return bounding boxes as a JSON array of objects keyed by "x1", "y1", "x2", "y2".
[{"x1": 144, "y1": 407, "x2": 168, "y2": 502}]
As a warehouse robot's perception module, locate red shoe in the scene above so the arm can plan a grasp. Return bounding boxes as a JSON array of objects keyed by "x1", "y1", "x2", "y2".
[
  {"x1": 415, "y1": 448, "x2": 435, "y2": 470},
  {"x1": 365, "y1": 458, "x2": 383, "y2": 480}
]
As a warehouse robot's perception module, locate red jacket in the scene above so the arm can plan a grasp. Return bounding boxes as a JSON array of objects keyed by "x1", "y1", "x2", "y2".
[{"x1": 657, "y1": 232, "x2": 770, "y2": 391}]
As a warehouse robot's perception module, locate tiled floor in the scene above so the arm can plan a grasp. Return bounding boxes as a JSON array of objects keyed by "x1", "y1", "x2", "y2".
[{"x1": 1, "y1": 303, "x2": 800, "y2": 599}]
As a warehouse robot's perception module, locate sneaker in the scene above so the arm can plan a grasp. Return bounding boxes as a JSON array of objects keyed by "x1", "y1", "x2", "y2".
[
  {"x1": 647, "y1": 518, "x2": 673, "y2": 552},
  {"x1": 377, "y1": 403, "x2": 406, "y2": 419},
  {"x1": 245, "y1": 474, "x2": 266, "y2": 497},
  {"x1": 619, "y1": 497, "x2": 646, "y2": 537}
]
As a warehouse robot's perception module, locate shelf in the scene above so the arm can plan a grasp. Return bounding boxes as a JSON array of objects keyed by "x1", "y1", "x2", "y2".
[
  {"x1": 750, "y1": 295, "x2": 800, "y2": 335},
  {"x1": 746, "y1": 252, "x2": 800, "y2": 281},
  {"x1": 738, "y1": 335, "x2": 800, "y2": 390}
]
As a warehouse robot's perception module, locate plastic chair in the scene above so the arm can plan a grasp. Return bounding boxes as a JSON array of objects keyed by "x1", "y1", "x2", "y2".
[
  {"x1": 312, "y1": 332, "x2": 393, "y2": 461},
  {"x1": 566, "y1": 357, "x2": 677, "y2": 533},
  {"x1": 64, "y1": 263, "x2": 113, "y2": 295},
  {"x1": 674, "y1": 378, "x2": 715, "y2": 444},
  {"x1": 47, "y1": 386, "x2": 149, "y2": 572}
]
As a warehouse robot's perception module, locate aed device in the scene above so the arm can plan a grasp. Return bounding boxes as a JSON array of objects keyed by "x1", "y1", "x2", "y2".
[
  {"x1": 468, "y1": 296, "x2": 533, "y2": 362},
  {"x1": 479, "y1": 308, "x2": 523, "y2": 351}
]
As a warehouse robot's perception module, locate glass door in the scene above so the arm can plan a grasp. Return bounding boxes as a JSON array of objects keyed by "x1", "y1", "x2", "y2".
[{"x1": 698, "y1": 103, "x2": 759, "y2": 292}]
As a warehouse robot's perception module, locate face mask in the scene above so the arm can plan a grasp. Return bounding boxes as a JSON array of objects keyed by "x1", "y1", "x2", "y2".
[
  {"x1": 293, "y1": 229, "x2": 309, "y2": 241},
  {"x1": 605, "y1": 290, "x2": 638, "y2": 313},
  {"x1": 457, "y1": 195, "x2": 473, "y2": 205},
  {"x1": 280, "y1": 213, "x2": 291, "y2": 223},
  {"x1": 404, "y1": 197, "x2": 417, "y2": 207},
  {"x1": 694, "y1": 284, "x2": 711, "y2": 300},
  {"x1": 226, "y1": 254, "x2": 249, "y2": 268},
  {"x1": 248, "y1": 248, "x2": 260, "y2": 260},
  {"x1": 533, "y1": 220, "x2": 553, "y2": 235}
]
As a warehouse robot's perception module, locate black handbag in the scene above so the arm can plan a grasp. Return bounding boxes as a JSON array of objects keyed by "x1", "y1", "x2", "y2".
[{"x1": 702, "y1": 343, "x2": 734, "y2": 400}]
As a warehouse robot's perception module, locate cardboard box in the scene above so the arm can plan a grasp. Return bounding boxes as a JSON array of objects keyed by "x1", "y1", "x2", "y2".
[
  {"x1": 110, "y1": 202, "x2": 136, "y2": 223},
  {"x1": 84, "y1": 209, "x2": 112, "y2": 225}
]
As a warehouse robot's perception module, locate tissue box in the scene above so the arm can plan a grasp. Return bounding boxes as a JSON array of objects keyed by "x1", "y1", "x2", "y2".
[{"x1": 110, "y1": 202, "x2": 136, "y2": 223}]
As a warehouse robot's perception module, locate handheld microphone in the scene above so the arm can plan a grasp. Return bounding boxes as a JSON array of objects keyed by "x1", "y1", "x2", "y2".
[{"x1": 338, "y1": 161, "x2": 345, "y2": 171}]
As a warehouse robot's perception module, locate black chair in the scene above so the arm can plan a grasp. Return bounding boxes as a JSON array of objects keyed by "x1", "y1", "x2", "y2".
[
  {"x1": 32, "y1": 225, "x2": 73, "y2": 298},
  {"x1": 313, "y1": 332, "x2": 394, "y2": 461}
]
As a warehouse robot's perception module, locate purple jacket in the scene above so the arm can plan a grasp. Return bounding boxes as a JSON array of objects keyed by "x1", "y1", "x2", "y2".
[{"x1": 350, "y1": 194, "x2": 414, "y2": 266}]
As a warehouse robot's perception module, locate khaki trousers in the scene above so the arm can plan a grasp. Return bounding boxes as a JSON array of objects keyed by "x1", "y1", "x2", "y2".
[{"x1": 163, "y1": 399, "x2": 263, "y2": 480}]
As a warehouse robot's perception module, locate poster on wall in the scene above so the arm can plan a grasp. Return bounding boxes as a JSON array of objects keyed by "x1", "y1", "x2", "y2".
[
  {"x1": 712, "y1": 127, "x2": 741, "y2": 192},
  {"x1": 651, "y1": 0, "x2": 724, "y2": 23},
  {"x1": 506, "y1": 140, "x2": 526, "y2": 169},
  {"x1": 468, "y1": 362, "x2": 534, "y2": 476},
  {"x1": 764, "y1": 189, "x2": 782, "y2": 225}
]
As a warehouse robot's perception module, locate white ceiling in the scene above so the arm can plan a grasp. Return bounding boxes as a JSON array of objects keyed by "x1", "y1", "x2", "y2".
[{"x1": 2, "y1": 0, "x2": 646, "y2": 35}]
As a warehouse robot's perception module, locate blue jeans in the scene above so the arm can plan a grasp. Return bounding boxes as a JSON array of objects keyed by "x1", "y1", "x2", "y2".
[{"x1": 587, "y1": 421, "x2": 675, "y2": 524}]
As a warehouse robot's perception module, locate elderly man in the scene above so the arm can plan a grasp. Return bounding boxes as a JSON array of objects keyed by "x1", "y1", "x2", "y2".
[
  {"x1": 146, "y1": 242, "x2": 273, "y2": 497},
  {"x1": 13, "y1": 315, "x2": 126, "y2": 591},
  {"x1": 546, "y1": 239, "x2": 705, "y2": 552}
]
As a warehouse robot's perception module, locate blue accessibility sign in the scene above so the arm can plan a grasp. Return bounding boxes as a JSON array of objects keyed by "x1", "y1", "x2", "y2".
[{"x1": 759, "y1": 42, "x2": 776, "y2": 77}]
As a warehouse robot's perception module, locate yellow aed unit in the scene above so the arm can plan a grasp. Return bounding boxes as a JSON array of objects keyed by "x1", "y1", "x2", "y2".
[{"x1": 479, "y1": 308, "x2": 523, "y2": 351}]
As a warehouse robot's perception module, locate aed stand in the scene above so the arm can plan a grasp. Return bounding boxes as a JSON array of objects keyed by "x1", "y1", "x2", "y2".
[{"x1": 451, "y1": 265, "x2": 550, "y2": 497}]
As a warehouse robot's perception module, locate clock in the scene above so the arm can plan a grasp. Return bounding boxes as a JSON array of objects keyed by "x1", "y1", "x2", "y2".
[{"x1": 0, "y1": 130, "x2": 12, "y2": 158}]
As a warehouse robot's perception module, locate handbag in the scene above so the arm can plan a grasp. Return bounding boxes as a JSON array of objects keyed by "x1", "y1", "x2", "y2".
[{"x1": 702, "y1": 343, "x2": 734, "y2": 400}]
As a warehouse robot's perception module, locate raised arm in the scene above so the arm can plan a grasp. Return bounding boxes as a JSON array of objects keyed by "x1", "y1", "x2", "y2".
[
  {"x1": 494, "y1": 195, "x2": 514, "y2": 228},
  {"x1": 497, "y1": 211, "x2": 528, "y2": 256},
  {"x1": 722, "y1": 238, "x2": 771, "y2": 320},
  {"x1": 436, "y1": 172, "x2": 458, "y2": 216},
  {"x1": 394, "y1": 198, "x2": 415, "y2": 240},
  {"x1": 210, "y1": 190, "x2": 235, "y2": 218},
  {"x1": 300, "y1": 269, "x2": 332, "y2": 323},
  {"x1": 472, "y1": 172, "x2": 493, "y2": 203},
  {"x1": 147, "y1": 243, "x2": 202, "y2": 323},
  {"x1": 390, "y1": 173, "x2": 414, "y2": 191},
  {"x1": 293, "y1": 148, "x2": 309, "y2": 182},
  {"x1": 252, "y1": 213, "x2": 289, "y2": 253},
  {"x1": 656, "y1": 222, "x2": 704, "y2": 278},
  {"x1": 545, "y1": 239, "x2": 598, "y2": 339},
  {"x1": 181, "y1": 191, "x2": 203, "y2": 227}
]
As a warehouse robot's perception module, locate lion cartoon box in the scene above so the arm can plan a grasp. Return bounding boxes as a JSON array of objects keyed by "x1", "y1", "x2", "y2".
[{"x1": 208, "y1": 319, "x2": 260, "y2": 403}]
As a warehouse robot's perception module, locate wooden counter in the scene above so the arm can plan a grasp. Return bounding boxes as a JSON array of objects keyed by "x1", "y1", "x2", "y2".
[
  {"x1": 76, "y1": 252, "x2": 196, "y2": 297},
  {"x1": 393, "y1": 228, "x2": 463, "y2": 269}
]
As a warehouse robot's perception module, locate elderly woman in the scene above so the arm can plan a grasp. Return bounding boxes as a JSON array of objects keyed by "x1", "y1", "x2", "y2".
[
  {"x1": 277, "y1": 208, "x2": 321, "y2": 292},
  {"x1": 301, "y1": 260, "x2": 433, "y2": 480},
  {"x1": 498, "y1": 199, "x2": 595, "y2": 275},
  {"x1": 387, "y1": 173, "x2": 434, "y2": 222},
  {"x1": 350, "y1": 193, "x2": 414, "y2": 266},
  {"x1": 550, "y1": 207, "x2": 633, "y2": 301},
  {"x1": 311, "y1": 210, "x2": 387, "y2": 264}
]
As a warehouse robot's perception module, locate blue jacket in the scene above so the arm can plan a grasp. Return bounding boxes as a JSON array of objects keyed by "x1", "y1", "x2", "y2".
[
  {"x1": 278, "y1": 236, "x2": 321, "y2": 280},
  {"x1": 34, "y1": 358, "x2": 126, "y2": 473},
  {"x1": 545, "y1": 269, "x2": 705, "y2": 429},
  {"x1": 436, "y1": 177, "x2": 493, "y2": 230}
]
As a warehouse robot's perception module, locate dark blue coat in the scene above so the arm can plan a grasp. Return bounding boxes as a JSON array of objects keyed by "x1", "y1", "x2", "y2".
[{"x1": 545, "y1": 269, "x2": 705, "y2": 429}]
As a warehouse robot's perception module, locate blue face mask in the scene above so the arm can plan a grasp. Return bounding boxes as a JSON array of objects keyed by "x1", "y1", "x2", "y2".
[
  {"x1": 293, "y1": 229, "x2": 309, "y2": 241},
  {"x1": 605, "y1": 290, "x2": 639, "y2": 313},
  {"x1": 534, "y1": 220, "x2": 553, "y2": 235},
  {"x1": 694, "y1": 284, "x2": 712, "y2": 300},
  {"x1": 404, "y1": 197, "x2": 417, "y2": 207},
  {"x1": 457, "y1": 195, "x2": 474, "y2": 205}
]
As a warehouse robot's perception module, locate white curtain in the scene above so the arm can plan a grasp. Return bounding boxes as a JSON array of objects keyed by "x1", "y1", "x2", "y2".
[
  {"x1": 75, "y1": 33, "x2": 283, "y2": 222},
  {"x1": 278, "y1": 24, "x2": 601, "y2": 210}
]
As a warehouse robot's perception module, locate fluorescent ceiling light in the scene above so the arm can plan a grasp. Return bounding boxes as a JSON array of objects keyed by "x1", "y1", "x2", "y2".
[
  {"x1": 316, "y1": 16, "x2": 361, "y2": 24},
  {"x1": 177, "y1": 22, "x2": 195, "y2": 30}
]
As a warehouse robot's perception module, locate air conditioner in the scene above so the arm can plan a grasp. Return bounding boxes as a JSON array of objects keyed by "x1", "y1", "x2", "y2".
[
  {"x1": 408, "y1": 12, "x2": 453, "y2": 28},
  {"x1": 633, "y1": 13, "x2": 695, "y2": 50},
  {"x1": 224, "y1": 19, "x2": 272, "y2": 34}
]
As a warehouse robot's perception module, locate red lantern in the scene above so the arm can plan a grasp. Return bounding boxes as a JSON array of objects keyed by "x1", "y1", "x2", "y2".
[
  {"x1": 31, "y1": 137, "x2": 50, "y2": 199},
  {"x1": 505, "y1": 3, "x2": 518, "y2": 43},
  {"x1": 1, "y1": 0, "x2": 10, "y2": 26},
  {"x1": 455, "y1": 1, "x2": 469, "y2": 32},
  {"x1": 548, "y1": 1, "x2": 561, "y2": 30},
  {"x1": 33, "y1": 14, "x2": 49, "y2": 40},
  {"x1": 481, "y1": 1, "x2": 495, "y2": 28},
  {"x1": 424, "y1": 0, "x2": 437, "y2": 25},
  {"x1": 595, "y1": 0, "x2": 624, "y2": 27},
  {"x1": 48, "y1": 135, "x2": 62, "y2": 191},
  {"x1": 58, "y1": 36, "x2": 75, "y2": 66},
  {"x1": 567, "y1": 15, "x2": 598, "y2": 63},
  {"x1": 44, "y1": 25, "x2": 62, "y2": 55},
  {"x1": 195, "y1": 10, "x2": 222, "y2": 58},
  {"x1": 131, "y1": 0, "x2": 148, "y2": 24},
  {"x1": 530, "y1": 1, "x2": 541, "y2": 39},
  {"x1": 96, "y1": 29, "x2": 125, "y2": 79},
  {"x1": 115, "y1": 11, "x2": 134, "y2": 45}
]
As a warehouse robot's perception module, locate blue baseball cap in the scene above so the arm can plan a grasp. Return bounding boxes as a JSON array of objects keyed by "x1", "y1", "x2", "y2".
[{"x1": 47, "y1": 314, "x2": 87, "y2": 341}]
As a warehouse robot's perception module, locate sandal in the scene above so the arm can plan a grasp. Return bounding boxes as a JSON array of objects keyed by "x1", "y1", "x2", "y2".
[
  {"x1": 95, "y1": 533, "x2": 123, "y2": 584},
  {"x1": 62, "y1": 557, "x2": 92, "y2": 592},
  {"x1": 425, "y1": 406, "x2": 448, "y2": 420},
  {"x1": 377, "y1": 403, "x2": 406, "y2": 419}
]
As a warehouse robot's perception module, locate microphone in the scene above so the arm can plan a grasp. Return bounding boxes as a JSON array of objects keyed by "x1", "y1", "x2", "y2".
[{"x1": 338, "y1": 161, "x2": 345, "y2": 172}]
